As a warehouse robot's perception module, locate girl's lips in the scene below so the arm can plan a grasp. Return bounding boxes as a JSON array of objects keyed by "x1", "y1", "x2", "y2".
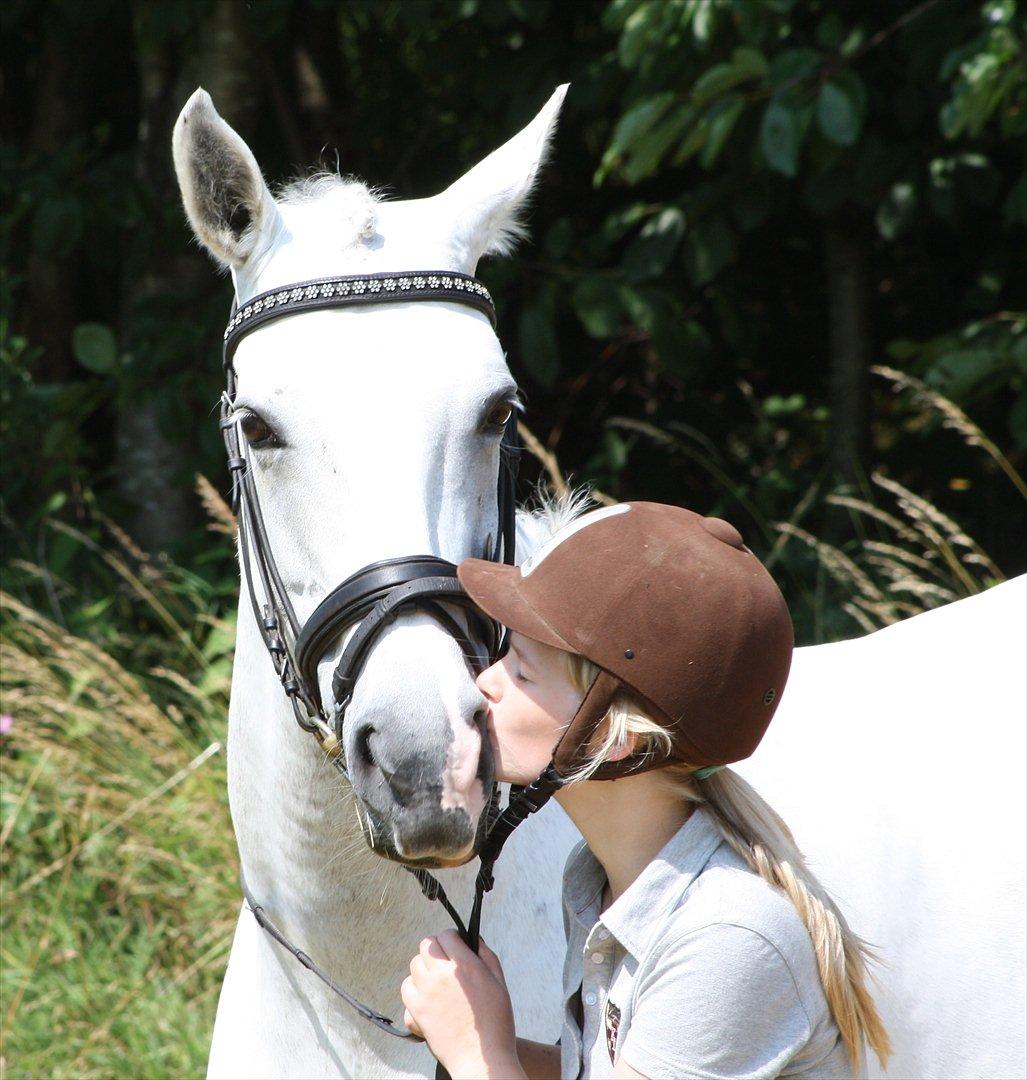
[{"x1": 484, "y1": 709, "x2": 500, "y2": 755}]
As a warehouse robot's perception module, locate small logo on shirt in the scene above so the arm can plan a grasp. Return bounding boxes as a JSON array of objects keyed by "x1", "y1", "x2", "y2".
[{"x1": 605, "y1": 999, "x2": 621, "y2": 1063}]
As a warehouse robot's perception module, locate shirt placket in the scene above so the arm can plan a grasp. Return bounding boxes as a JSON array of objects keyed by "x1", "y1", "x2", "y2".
[{"x1": 580, "y1": 922, "x2": 614, "y2": 1069}]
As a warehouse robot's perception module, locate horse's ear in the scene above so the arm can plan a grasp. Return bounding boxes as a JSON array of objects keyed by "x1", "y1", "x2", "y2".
[
  {"x1": 172, "y1": 88, "x2": 281, "y2": 268},
  {"x1": 441, "y1": 84, "x2": 568, "y2": 272}
]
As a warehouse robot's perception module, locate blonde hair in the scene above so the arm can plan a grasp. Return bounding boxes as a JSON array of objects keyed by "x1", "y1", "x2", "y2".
[{"x1": 561, "y1": 653, "x2": 892, "y2": 1072}]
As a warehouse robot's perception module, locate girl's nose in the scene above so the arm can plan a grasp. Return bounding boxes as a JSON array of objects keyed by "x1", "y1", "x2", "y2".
[{"x1": 476, "y1": 660, "x2": 502, "y2": 702}]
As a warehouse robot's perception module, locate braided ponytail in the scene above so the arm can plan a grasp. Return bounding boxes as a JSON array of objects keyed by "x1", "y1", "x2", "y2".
[{"x1": 693, "y1": 766, "x2": 892, "y2": 1071}]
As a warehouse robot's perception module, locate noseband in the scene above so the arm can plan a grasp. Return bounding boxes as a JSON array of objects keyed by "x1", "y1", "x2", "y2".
[{"x1": 219, "y1": 270, "x2": 561, "y2": 1056}]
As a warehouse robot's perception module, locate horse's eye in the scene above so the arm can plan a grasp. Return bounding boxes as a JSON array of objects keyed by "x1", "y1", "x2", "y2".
[
  {"x1": 239, "y1": 412, "x2": 278, "y2": 447},
  {"x1": 486, "y1": 402, "x2": 514, "y2": 430}
]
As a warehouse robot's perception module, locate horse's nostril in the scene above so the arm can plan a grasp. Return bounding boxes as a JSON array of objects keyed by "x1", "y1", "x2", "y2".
[{"x1": 356, "y1": 725, "x2": 376, "y2": 770}]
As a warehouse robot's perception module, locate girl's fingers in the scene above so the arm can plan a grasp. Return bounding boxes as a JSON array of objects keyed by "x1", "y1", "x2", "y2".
[
  {"x1": 432, "y1": 927, "x2": 473, "y2": 961},
  {"x1": 402, "y1": 1007, "x2": 423, "y2": 1037},
  {"x1": 419, "y1": 935, "x2": 450, "y2": 961},
  {"x1": 476, "y1": 938, "x2": 506, "y2": 983}
]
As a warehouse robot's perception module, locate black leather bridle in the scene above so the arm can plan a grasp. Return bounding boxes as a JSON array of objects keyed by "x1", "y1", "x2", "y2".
[{"x1": 218, "y1": 269, "x2": 562, "y2": 1056}]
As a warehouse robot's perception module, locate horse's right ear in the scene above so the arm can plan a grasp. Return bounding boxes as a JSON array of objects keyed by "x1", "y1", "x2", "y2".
[{"x1": 172, "y1": 88, "x2": 280, "y2": 268}]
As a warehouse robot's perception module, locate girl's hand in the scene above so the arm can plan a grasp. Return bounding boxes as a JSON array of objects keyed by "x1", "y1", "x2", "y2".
[{"x1": 401, "y1": 930, "x2": 522, "y2": 1078}]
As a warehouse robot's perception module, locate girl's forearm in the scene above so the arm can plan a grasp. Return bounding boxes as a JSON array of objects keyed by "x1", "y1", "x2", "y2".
[{"x1": 514, "y1": 1037, "x2": 562, "y2": 1079}]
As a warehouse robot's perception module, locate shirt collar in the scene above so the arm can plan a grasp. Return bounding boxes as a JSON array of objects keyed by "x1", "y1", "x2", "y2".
[{"x1": 564, "y1": 804, "x2": 724, "y2": 957}]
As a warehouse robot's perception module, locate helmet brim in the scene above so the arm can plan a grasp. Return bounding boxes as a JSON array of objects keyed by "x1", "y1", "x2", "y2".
[{"x1": 457, "y1": 559, "x2": 577, "y2": 654}]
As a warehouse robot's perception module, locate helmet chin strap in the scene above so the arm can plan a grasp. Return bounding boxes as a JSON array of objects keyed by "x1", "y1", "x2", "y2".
[{"x1": 550, "y1": 669, "x2": 623, "y2": 778}]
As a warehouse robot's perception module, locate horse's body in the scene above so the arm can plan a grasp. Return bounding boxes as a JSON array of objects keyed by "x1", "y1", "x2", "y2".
[
  {"x1": 175, "y1": 84, "x2": 1026, "y2": 1079},
  {"x1": 736, "y1": 573, "x2": 1027, "y2": 1079}
]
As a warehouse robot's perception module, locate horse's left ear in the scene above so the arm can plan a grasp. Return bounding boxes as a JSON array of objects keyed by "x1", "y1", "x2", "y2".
[{"x1": 441, "y1": 84, "x2": 568, "y2": 272}]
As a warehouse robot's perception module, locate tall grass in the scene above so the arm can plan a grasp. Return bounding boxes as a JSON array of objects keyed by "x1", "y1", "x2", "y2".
[
  {"x1": 774, "y1": 368, "x2": 1018, "y2": 634},
  {"x1": 609, "y1": 370, "x2": 1019, "y2": 639},
  {"x1": 1, "y1": 514, "x2": 237, "y2": 1078}
]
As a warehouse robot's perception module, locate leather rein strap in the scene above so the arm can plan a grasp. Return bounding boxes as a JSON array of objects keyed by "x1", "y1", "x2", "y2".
[{"x1": 220, "y1": 269, "x2": 539, "y2": 1048}]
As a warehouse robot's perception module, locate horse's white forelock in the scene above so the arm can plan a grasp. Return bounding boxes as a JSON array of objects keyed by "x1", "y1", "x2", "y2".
[{"x1": 276, "y1": 172, "x2": 380, "y2": 242}]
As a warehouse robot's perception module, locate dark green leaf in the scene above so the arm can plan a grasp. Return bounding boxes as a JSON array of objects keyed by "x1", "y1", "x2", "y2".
[
  {"x1": 731, "y1": 46, "x2": 769, "y2": 80},
  {"x1": 683, "y1": 216, "x2": 737, "y2": 286},
  {"x1": 691, "y1": 63, "x2": 740, "y2": 106},
  {"x1": 572, "y1": 277, "x2": 623, "y2": 338},
  {"x1": 699, "y1": 96, "x2": 745, "y2": 169},
  {"x1": 768, "y1": 48, "x2": 821, "y2": 89},
  {"x1": 691, "y1": 48, "x2": 766, "y2": 106},
  {"x1": 925, "y1": 348, "x2": 1007, "y2": 399},
  {"x1": 817, "y1": 81, "x2": 861, "y2": 146},
  {"x1": 624, "y1": 108, "x2": 696, "y2": 184},
  {"x1": 760, "y1": 101, "x2": 801, "y2": 177},
  {"x1": 72, "y1": 323, "x2": 118, "y2": 375},
  {"x1": 622, "y1": 207, "x2": 686, "y2": 282},
  {"x1": 596, "y1": 93, "x2": 676, "y2": 183}
]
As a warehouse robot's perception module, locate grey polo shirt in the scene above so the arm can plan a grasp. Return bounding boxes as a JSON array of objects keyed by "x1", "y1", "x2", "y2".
[{"x1": 558, "y1": 806, "x2": 860, "y2": 1079}]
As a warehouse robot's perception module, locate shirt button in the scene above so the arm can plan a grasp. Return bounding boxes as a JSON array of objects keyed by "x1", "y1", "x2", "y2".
[
  {"x1": 591, "y1": 952, "x2": 604, "y2": 964},
  {"x1": 597, "y1": 928, "x2": 609, "y2": 940},
  {"x1": 584, "y1": 992, "x2": 598, "y2": 1006}
]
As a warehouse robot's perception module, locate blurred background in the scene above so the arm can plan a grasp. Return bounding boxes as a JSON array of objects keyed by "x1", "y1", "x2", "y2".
[{"x1": 1, "y1": 0, "x2": 1024, "y2": 1075}]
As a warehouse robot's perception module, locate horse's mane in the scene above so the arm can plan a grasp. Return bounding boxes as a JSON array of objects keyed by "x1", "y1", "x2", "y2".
[{"x1": 515, "y1": 485, "x2": 594, "y2": 564}]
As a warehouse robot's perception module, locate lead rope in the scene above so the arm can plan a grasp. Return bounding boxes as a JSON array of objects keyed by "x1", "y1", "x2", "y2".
[{"x1": 432, "y1": 766, "x2": 565, "y2": 1079}]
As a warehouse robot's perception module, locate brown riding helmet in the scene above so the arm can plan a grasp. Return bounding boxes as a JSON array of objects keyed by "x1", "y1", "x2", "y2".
[{"x1": 457, "y1": 502, "x2": 794, "y2": 780}]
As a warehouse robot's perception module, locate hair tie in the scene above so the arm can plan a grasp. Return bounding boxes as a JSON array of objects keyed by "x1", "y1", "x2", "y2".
[{"x1": 692, "y1": 765, "x2": 725, "y2": 781}]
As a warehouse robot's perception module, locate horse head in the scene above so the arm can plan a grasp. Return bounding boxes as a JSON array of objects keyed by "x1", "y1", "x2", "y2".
[{"x1": 172, "y1": 86, "x2": 566, "y2": 867}]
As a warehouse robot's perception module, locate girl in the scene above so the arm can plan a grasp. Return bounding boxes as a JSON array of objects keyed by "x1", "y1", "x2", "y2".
[{"x1": 400, "y1": 502, "x2": 890, "y2": 1079}]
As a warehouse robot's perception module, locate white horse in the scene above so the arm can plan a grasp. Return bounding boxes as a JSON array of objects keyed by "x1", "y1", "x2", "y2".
[
  {"x1": 175, "y1": 84, "x2": 1027, "y2": 1079},
  {"x1": 736, "y1": 572, "x2": 1027, "y2": 1079},
  {"x1": 174, "y1": 85, "x2": 579, "y2": 1079}
]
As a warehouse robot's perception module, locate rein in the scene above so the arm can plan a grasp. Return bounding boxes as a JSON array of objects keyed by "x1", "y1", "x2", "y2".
[{"x1": 219, "y1": 269, "x2": 559, "y2": 1056}]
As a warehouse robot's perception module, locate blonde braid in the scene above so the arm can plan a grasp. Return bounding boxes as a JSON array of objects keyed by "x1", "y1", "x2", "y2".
[{"x1": 698, "y1": 767, "x2": 892, "y2": 1071}]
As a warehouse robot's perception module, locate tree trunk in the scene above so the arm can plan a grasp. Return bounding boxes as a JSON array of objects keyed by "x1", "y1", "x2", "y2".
[
  {"x1": 822, "y1": 215, "x2": 874, "y2": 491},
  {"x1": 117, "y1": 0, "x2": 257, "y2": 552}
]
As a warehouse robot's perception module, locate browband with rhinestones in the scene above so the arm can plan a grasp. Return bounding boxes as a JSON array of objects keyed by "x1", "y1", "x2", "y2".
[{"x1": 223, "y1": 270, "x2": 496, "y2": 366}]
